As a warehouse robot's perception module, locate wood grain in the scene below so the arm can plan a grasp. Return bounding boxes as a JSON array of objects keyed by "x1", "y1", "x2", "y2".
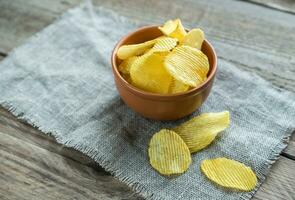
[
  {"x1": 244, "y1": 0, "x2": 295, "y2": 14},
  {"x1": 283, "y1": 133, "x2": 295, "y2": 159},
  {"x1": 0, "y1": 0, "x2": 79, "y2": 53},
  {"x1": 253, "y1": 157, "x2": 295, "y2": 200},
  {"x1": 0, "y1": 107, "x2": 97, "y2": 167},
  {"x1": 0, "y1": 130, "x2": 141, "y2": 200}
]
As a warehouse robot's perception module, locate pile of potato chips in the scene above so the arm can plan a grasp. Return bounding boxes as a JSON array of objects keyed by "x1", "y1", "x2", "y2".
[
  {"x1": 117, "y1": 19, "x2": 209, "y2": 94},
  {"x1": 148, "y1": 111, "x2": 258, "y2": 191}
]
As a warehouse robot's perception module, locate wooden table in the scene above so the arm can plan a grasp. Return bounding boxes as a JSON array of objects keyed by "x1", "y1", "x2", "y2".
[{"x1": 0, "y1": 0, "x2": 294, "y2": 199}]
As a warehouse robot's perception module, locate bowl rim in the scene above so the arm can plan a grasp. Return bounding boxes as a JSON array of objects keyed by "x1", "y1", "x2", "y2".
[{"x1": 111, "y1": 25, "x2": 217, "y2": 100}]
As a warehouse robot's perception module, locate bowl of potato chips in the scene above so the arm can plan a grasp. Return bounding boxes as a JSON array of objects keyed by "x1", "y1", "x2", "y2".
[{"x1": 111, "y1": 19, "x2": 217, "y2": 120}]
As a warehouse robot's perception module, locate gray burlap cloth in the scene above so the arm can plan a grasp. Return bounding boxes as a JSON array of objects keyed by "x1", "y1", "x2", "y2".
[{"x1": 0, "y1": 4, "x2": 295, "y2": 200}]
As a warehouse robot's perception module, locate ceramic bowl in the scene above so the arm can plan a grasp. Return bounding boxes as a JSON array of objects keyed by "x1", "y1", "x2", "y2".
[{"x1": 111, "y1": 25, "x2": 217, "y2": 120}]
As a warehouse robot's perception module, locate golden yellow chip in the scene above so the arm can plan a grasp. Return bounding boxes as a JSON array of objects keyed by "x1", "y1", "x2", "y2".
[
  {"x1": 173, "y1": 111, "x2": 230, "y2": 153},
  {"x1": 159, "y1": 19, "x2": 187, "y2": 42},
  {"x1": 201, "y1": 158, "x2": 257, "y2": 191},
  {"x1": 154, "y1": 51, "x2": 170, "y2": 57},
  {"x1": 181, "y1": 28, "x2": 204, "y2": 50},
  {"x1": 170, "y1": 19, "x2": 187, "y2": 42},
  {"x1": 148, "y1": 129, "x2": 191, "y2": 175},
  {"x1": 118, "y1": 56, "x2": 138, "y2": 74},
  {"x1": 169, "y1": 78, "x2": 190, "y2": 94},
  {"x1": 158, "y1": 20, "x2": 178, "y2": 35},
  {"x1": 117, "y1": 39, "x2": 156, "y2": 60},
  {"x1": 151, "y1": 37, "x2": 178, "y2": 52},
  {"x1": 164, "y1": 45, "x2": 209, "y2": 87},
  {"x1": 130, "y1": 52, "x2": 172, "y2": 94}
]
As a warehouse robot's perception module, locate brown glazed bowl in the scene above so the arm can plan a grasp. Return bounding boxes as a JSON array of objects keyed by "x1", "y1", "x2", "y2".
[{"x1": 111, "y1": 25, "x2": 217, "y2": 120}]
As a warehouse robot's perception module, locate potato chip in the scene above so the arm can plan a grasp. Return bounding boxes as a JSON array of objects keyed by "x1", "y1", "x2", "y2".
[
  {"x1": 151, "y1": 37, "x2": 178, "y2": 52},
  {"x1": 154, "y1": 51, "x2": 170, "y2": 57},
  {"x1": 181, "y1": 28, "x2": 204, "y2": 50},
  {"x1": 148, "y1": 129, "x2": 191, "y2": 175},
  {"x1": 169, "y1": 78, "x2": 190, "y2": 94},
  {"x1": 173, "y1": 111, "x2": 230, "y2": 153},
  {"x1": 118, "y1": 56, "x2": 138, "y2": 74},
  {"x1": 130, "y1": 52, "x2": 172, "y2": 94},
  {"x1": 170, "y1": 19, "x2": 187, "y2": 41},
  {"x1": 158, "y1": 20, "x2": 178, "y2": 35},
  {"x1": 164, "y1": 45, "x2": 209, "y2": 87},
  {"x1": 159, "y1": 19, "x2": 187, "y2": 42},
  {"x1": 117, "y1": 39, "x2": 156, "y2": 60},
  {"x1": 201, "y1": 158, "x2": 257, "y2": 191}
]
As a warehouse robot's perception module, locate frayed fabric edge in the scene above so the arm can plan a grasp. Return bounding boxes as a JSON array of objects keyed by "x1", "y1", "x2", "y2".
[
  {"x1": 0, "y1": 101, "x2": 164, "y2": 200},
  {"x1": 239, "y1": 130, "x2": 292, "y2": 200}
]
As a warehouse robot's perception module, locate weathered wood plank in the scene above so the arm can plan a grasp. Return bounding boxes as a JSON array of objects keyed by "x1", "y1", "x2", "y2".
[
  {"x1": 0, "y1": 131, "x2": 141, "y2": 200},
  {"x1": 0, "y1": 107, "x2": 97, "y2": 167},
  {"x1": 283, "y1": 133, "x2": 295, "y2": 159},
  {"x1": 245, "y1": 0, "x2": 295, "y2": 14},
  {"x1": 253, "y1": 156, "x2": 295, "y2": 200},
  {"x1": 0, "y1": 0, "x2": 80, "y2": 53}
]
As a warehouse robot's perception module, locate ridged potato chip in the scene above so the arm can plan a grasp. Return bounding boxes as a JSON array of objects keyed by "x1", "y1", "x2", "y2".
[
  {"x1": 201, "y1": 158, "x2": 257, "y2": 191},
  {"x1": 169, "y1": 78, "x2": 190, "y2": 94},
  {"x1": 159, "y1": 19, "x2": 187, "y2": 42},
  {"x1": 118, "y1": 56, "x2": 138, "y2": 74},
  {"x1": 130, "y1": 53, "x2": 172, "y2": 94},
  {"x1": 148, "y1": 129, "x2": 191, "y2": 175},
  {"x1": 152, "y1": 37, "x2": 178, "y2": 52},
  {"x1": 117, "y1": 39, "x2": 156, "y2": 60},
  {"x1": 158, "y1": 20, "x2": 177, "y2": 35},
  {"x1": 173, "y1": 111, "x2": 230, "y2": 153},
  {"x1": 181, "y1": 28, "x2": 204, "y2": 50},
  {"x1": 164, "y1": 45, "x2": 209, "y2": 87},
  {"x1": 117, "y1": 36, "x2": 177, "y2": 60}
]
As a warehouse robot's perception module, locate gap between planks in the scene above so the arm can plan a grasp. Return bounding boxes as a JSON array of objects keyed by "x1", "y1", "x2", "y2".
[
  {"x1": 240, "y1": 0, "x2": 295, "y2": 15},
  {"x1": 0, "y1": 52, "x2": 7, "y2": 57}
]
